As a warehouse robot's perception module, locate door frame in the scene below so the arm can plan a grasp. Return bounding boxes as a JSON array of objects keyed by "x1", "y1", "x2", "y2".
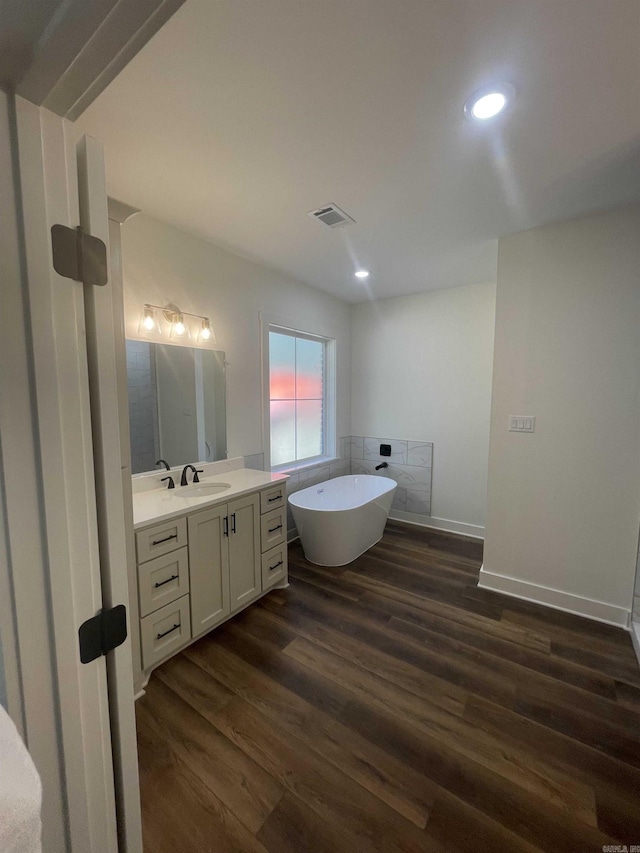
[{"x1": 8, "y1": 94, "x2": 127, "y2": 851}]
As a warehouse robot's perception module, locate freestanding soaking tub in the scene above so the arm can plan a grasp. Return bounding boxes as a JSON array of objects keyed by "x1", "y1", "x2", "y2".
[{"x1": 288, "y1": 474, "x2": 396, "y2": 566}]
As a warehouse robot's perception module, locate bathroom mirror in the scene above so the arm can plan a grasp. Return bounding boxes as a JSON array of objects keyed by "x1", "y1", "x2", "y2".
[{"x1": 125, "y1": 339, "x2": 226, "y2": 475}]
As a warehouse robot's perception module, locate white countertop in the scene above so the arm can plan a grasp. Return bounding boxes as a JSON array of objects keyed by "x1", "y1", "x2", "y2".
[{"x1": 132, "y1": 467, "x2": 288, "y2": 529}]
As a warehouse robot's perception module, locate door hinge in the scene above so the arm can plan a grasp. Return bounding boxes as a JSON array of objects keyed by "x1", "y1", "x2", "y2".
[
  {"x1": 78, "y1": 605, "x2": 127, "y2": 664},
  {"x1": 51, "y1": 224, "x2": 108, "y2": 287}
]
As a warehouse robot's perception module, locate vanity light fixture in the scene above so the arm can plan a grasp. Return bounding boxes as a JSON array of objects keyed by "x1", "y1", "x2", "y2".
[{"x1": 139, "y1": 302, "x2": 214, "y2": 344}]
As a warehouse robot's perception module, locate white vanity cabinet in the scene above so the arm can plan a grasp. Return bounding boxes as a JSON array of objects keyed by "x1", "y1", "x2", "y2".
[
  {"x1": 188, "y1": 492, "x2": 261, "y2": 639},
  {"x1": 134, "y1": 479, "x2": 287, "y2": 675}
]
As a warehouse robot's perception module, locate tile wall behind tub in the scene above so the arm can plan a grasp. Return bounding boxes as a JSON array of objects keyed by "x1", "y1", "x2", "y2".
[
  {"x1": 126, "y1": 340, "x2": 160, "y2": 474},
  {"x1": 283, "y1": 438, "x2": 351, "y2": 538},
  {"x1": 349, "y1": 436, "x2": 433, "y2": 520}
]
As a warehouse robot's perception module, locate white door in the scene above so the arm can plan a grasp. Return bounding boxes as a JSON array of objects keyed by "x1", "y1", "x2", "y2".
[{"x1": 13, "y1": 96, "x2": 142, "y2": 851}]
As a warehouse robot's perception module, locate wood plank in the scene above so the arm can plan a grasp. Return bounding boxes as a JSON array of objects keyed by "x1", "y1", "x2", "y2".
[
  {"x1": 343, "y1": 570, "x2": 551, "y2": 653},
  {"x1": 250, "y1": 602, "x2": 467, "y2": 716},
  {"x1": 136, "y1": 710, "x2": 269, "y2": 853},
  {"x1": 153, "y1": 652, "x2": 234, "y2": 724},
  {"x1": 388, "y1": 614, "x2": 619, "y2": 698},
  {"x1": 464, "y1": 694, "x2": 640, "y2": 797},
  {"x1": 266, "y1": 577, "x2": 515, "y2": 706},
  {"x1": 424, "y1": 788, "x2": 545, "y2": 853},
  {"x1": 283, "y1": 636, "x2": 597, "y2": 824},
  {"x1": 213, "y1": 697, "x2": 435, "y2": 853},
  {"x1": 139, "y1": 676, "x2": 284, "y2": 833},
  {"x1": 182, "y1": 633, "x2": 436, "y2": 829},
  {"x1": 337, "y1": 698, "x2": 613, "y2": 853}
]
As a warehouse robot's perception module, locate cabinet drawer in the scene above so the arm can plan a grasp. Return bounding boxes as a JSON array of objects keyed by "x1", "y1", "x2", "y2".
[
  {"x1": 138, "y1": 547, "x2": 189, "y2": 618},
  {"x1": 140, "y1": 594, "x2": 191, "y2": 669},
  {"x1": 136, "y1": 516, "x2": 187, "y2": 563},
  {"x1": 261, "y1": 543, "x2": 287, "y2": 591},
  {"x1": 260, "y1": 484, "x2": 285, "y2": 514},
  {"x1": 260, "y1": 506, "x2": 286, "y2": 552}
]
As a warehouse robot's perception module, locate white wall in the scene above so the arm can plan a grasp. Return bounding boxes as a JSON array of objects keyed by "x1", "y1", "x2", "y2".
[
  {"x1": 482, "y1": 206, "x2": 640, "y2": 626},
  {"x1": 350, "y1": 282, "x2": 496, "y2": 532},
  {"x1": 121, "y1": 214, "x2": 351, "y2": 459}
]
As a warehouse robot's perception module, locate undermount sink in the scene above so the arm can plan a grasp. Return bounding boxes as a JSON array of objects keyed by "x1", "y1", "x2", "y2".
[{"x1": 174, "y1": 482, "x2": 231, "y2": 497}]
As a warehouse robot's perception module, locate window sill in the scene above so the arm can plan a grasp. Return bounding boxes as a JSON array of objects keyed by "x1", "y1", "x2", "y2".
[{"x1": 272, "y1": 456, "x2": 341, "y2": 475}]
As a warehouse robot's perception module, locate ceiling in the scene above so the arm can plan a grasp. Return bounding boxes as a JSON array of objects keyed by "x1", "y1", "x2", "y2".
[{"x1": 76, "y1": 0, "x2": 640, "y2": 303}]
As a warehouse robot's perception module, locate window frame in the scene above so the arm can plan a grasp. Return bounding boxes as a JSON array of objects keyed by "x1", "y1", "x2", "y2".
[{"x1": 261, "y1": 314, "x2": 336, "y2": 472}]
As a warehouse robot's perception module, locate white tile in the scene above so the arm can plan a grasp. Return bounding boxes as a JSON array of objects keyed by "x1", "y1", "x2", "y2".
[
  {"x1": 351, "y1": 458, "x2": 381, "y2": 477},
  {"x1": 348, "y1": 436, "x2": 364, "y2": 460},
  {"x1": 391, "y1": 486, "x2": 407, "y2": 512},
  {"x1": 286, "y1": 473, "x2": 300, "y2": 495},
  {"x1": 406, "y1": 490, "x2": 431, "y2": 515},
  {"x1": 364, "y1": 437, "x2": 407, "y2": 464},
  {"x1": 330, "y1": 460, "x2": 349, "y2": 478},
  {"x1": 386, "y1": 463, "x2": 432, "y2": 492},
  {"x1": 407, "y1": 441, "x2": 433, "y2": 468},
  {"x1": 339, "y1": 437, "x2": 350, "y2": 460}
]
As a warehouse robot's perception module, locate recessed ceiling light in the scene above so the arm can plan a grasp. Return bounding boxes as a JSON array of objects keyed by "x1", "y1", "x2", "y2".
[
  {"x1": 464, "y1": 84, "x2": 514, "y2": 121},
  {"x1": 355, "y1": 270, "x2": 370, "y2": 279}
]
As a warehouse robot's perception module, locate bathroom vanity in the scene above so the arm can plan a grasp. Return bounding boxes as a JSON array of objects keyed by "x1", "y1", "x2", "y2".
[{"x1": 131, "y1": 461, "x2": 288, "y2": 681}]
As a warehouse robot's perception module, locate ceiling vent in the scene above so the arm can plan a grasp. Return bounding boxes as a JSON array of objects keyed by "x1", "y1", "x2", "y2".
[{"x1": 307, "y1": 203, "x2": 355, "y2": 229}]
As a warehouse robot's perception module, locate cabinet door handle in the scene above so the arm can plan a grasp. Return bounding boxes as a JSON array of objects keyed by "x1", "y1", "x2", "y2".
[
  {"x1": 268, "y1": 494, "x2": 282, "y2": 502},
  {"x1": 231, "y1": 512, "x2": 236, "y2": 533},
  {"x1": 223, "y1": 515, "x2": 229, "y2": 537},
  {"x1": 152, "y1": 533, "x2": 177, "y2": 546},
  {"x1": 154, "y1": 574, "x2": 178, "y2": 589},
  {"x1": 269, "y1": 560, "x2": 283, "y2": 572},
  {"x1": 156, "y1": 623, "x2": 180, "y2": 640},
  {"x1": 268, "y1": 523, "x2": 283, "y2": 533}
]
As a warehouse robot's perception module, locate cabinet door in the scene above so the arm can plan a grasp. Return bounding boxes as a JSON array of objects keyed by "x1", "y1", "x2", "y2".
[
  {"x1": 228, "y1": 493, "x2": 261, "y2": 613},
  {"x1": 188, "y1": 505, "x2": 230, "y2": 638}
]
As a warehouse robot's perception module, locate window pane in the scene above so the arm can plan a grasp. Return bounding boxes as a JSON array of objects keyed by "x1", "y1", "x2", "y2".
[
  {"x1": 270, "y1": 401, "x2": 295, "y2": 467},
  {"x1": 269, "y1": 332, "x2": 295, "y2": 400},
  {"x1": 296, "y1": 400, "x2": 322, "y2": 460},
  {"x1": 295, "y1": 337, "x2": 323, "y2": 400}
]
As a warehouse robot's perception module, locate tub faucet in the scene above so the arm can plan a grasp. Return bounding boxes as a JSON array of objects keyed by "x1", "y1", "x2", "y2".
[{"x1": 375, "y1": 462, "x2": 388, "y2": 470}]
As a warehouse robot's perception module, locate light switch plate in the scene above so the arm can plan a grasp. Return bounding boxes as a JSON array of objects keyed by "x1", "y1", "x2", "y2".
[{"x1": 509, "y1": 415, "x2": 535, "y2": 433}]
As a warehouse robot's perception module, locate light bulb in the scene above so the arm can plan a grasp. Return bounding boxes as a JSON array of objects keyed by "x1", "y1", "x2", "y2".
[
  {"x1": 464, "y1": 84, "x2": 514, "y2": 121},
  {"x1": 142, "y1": 314, "x2": 155, "y2": 331},
  {"x1": 173, "y1": 315, "x2": 186, "y2": 336},
  {"x1": 355, "y1": 270, "x2": 370, "y2": 279},
  {"x1": 200, "y1": 325, "x2": 211, "y2": 341}
]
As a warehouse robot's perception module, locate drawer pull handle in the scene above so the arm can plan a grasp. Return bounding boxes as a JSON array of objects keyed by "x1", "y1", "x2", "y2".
[
  {"x1": 268, "y1": 494, "x2": 282, "y2": 502},
  {"x1": 154, "y1": 574, "x2": 179, "y2": 589},
  {"x1": 231, "y1": 512, "x2": 236, "y2": 534},
  {"x1": 223, "y1": 515, "x2": 229, "y2": 537},
  {"x1": 156, "y1": 623, "x2": 180, "y2": 640},
  {"x1": 269, "y1": 560, "x2": 283, "y2": 572},
  {"x1": 268, "y1": 524, "x2": 283, "y2": 533},
  {"x1": 152, "y1": 533, "x2": 178, "y2": 546}
]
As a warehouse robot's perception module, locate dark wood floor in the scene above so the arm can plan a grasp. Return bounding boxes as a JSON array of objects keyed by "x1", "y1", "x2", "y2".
[{"x1": 137, "y1": 521, "x2": 640, "y2": 852}]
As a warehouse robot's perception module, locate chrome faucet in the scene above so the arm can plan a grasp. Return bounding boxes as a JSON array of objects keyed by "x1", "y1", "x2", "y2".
[{"x1": 180, "y1": 464, "x2": 203, "y2": 486}]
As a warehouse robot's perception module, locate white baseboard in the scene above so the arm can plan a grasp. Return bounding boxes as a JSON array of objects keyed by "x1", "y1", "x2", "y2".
[
  {"x1": 478, "y1": 565, "x2": 631, "y2": 629},
  {"x1": 389, "y1": 510, "x2": 485, "y2": 540}
]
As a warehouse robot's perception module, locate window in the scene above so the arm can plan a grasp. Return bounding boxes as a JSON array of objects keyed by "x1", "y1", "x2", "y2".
[{"x1": 268, "y1": 327, "x2": 333, "y2": 468}]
